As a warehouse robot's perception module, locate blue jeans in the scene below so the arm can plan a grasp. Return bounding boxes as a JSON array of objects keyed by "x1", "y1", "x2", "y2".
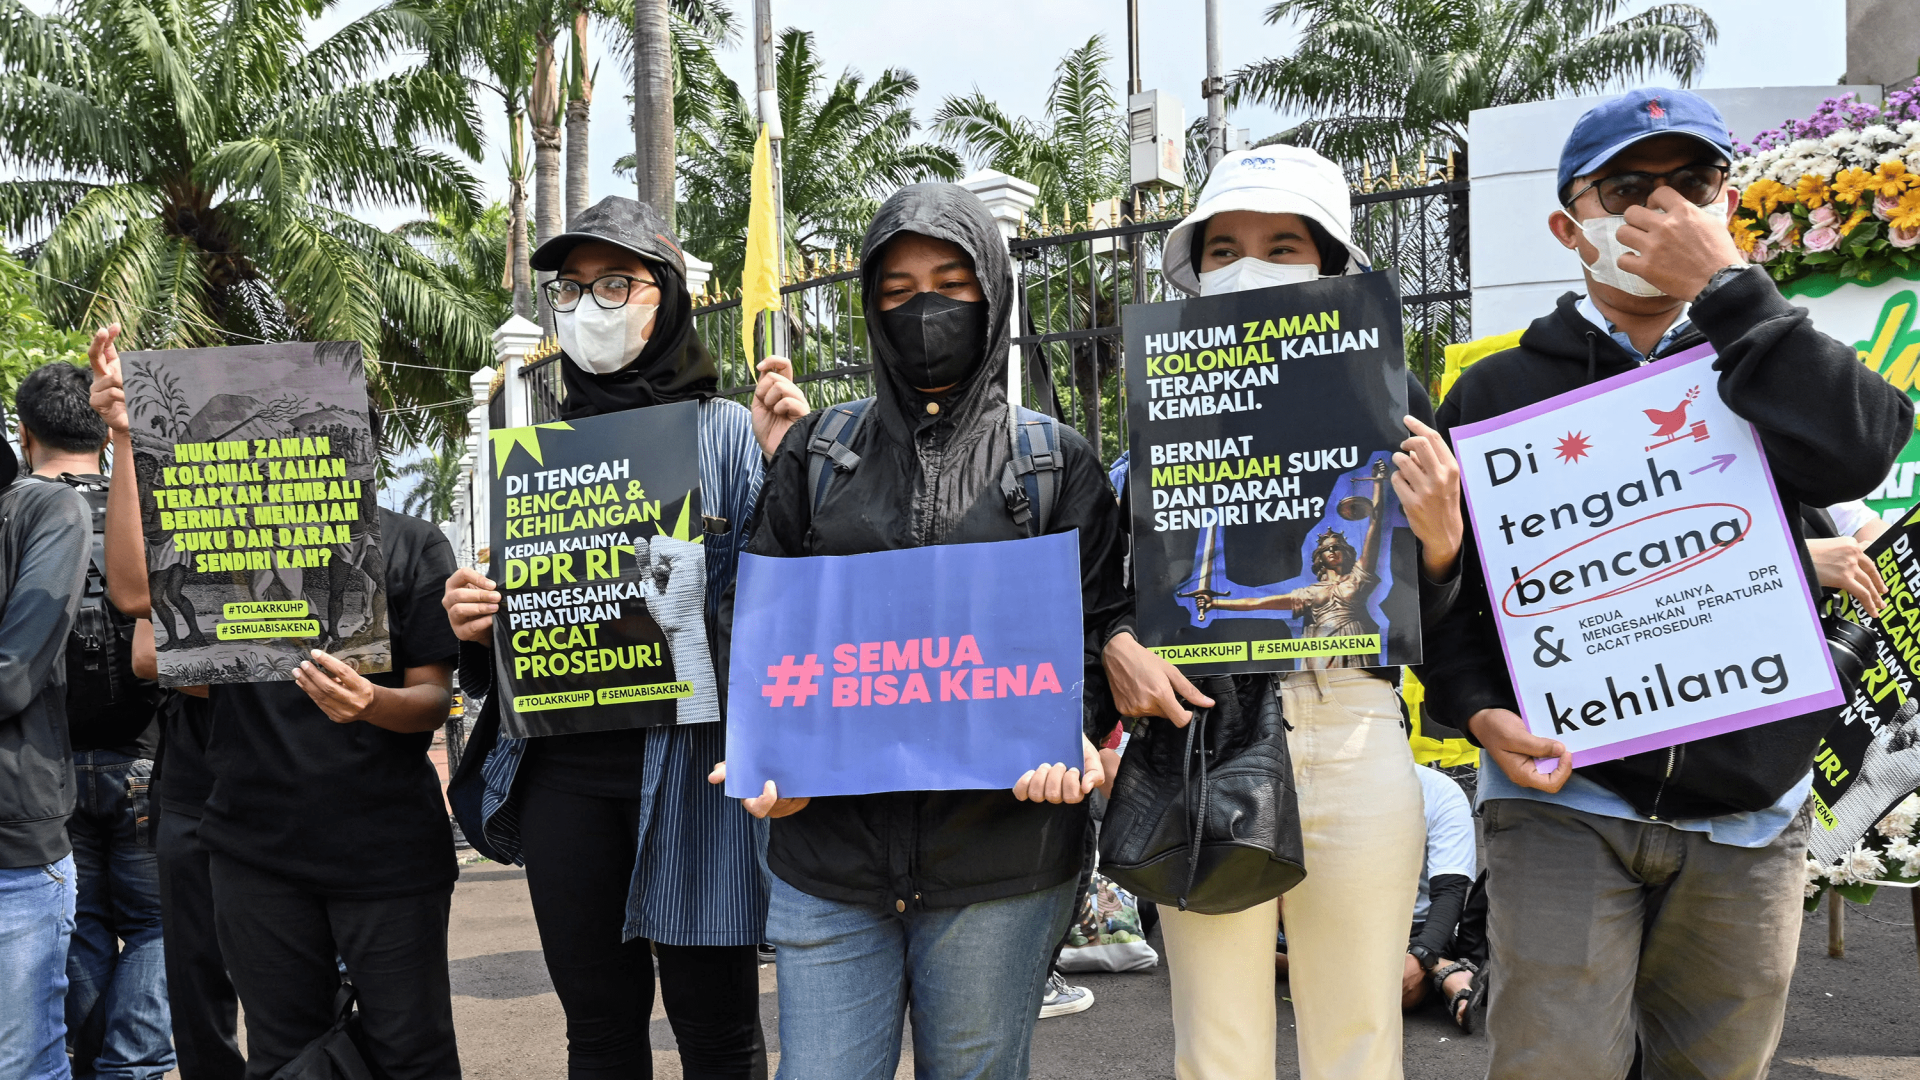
[
  {"x1": 0, "y1": 854, "x2": 78, "y2": 1080},
  {"x1": 67, "y1": 751, "x2": 173, "y2": 1079},
  {"x1": 766, "y1": 875, "x2": 1075, "y2": 1080}
]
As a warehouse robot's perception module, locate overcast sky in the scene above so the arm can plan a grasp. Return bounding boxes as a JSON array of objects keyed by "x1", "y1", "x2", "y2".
[{"x1": 433, "y1": 0, "x2": 1853, "y2": 229}]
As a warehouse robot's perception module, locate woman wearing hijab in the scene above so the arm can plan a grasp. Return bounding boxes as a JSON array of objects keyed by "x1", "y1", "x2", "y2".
[
  {"x1": 706, "y1": 183, "x2": 1147, "y2": 1080},
  {"x1": 442, "y1": 196, "x2": 806, "y2": 1080},
  {"x1": 1113, "y1": 146, "x2": 1467, "y2": 1079}
]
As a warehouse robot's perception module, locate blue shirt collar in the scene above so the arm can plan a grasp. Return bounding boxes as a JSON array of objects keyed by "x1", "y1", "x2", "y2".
[{"x1": 1575, "y1": 295, "x2": 1691, "y2": 364}]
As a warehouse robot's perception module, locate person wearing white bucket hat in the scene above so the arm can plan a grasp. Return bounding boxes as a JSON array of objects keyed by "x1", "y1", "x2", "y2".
[{"x1": 1110, "y1": 145, "x2": 1467, "y2": 1080}]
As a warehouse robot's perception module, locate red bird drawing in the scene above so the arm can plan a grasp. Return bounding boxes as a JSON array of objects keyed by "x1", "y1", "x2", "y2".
[{"x1": 1644, "y1": 387, "x2": 1702, "y2": 438}]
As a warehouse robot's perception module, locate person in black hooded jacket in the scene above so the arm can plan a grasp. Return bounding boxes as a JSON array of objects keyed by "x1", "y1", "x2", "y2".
[
  {"x1": 709, "y1": 183, "x2": 1134, "y2": 1079},
  {"x1": 1419, "y1": 89, "x2": 1913, "y2": 1078}
]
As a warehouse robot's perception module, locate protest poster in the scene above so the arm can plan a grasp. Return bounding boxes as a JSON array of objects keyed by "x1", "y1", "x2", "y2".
[
  {"x1": 122, "y1": 342, "x2": 385, "y2": 686},
  {"x1": 1452, "y1": 343, "x2": 1843, "y2": 767},
  {"x1": 1124, "y1": 271, "x2": 1421, "y2": 675},
  {"x1": 724, "y1": 533, "x2": 1085, "y2": 798},
  {"x1": 486, "y1": 401, "x2": 716, "y2": 738},
  {"x1": 1809, "y1": 505, "x2": 1920, "y2": 864}
]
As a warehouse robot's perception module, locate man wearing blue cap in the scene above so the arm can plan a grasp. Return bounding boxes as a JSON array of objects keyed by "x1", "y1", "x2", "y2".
[{"x1": 1418, "y1": 88, "x2": 1913, "y2": 1078}]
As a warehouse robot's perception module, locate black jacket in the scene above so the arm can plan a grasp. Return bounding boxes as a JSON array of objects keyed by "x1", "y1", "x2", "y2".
[
  {"x1": 730, "y1": 183, "x2": 1131, "y2": 910},
  {"x1": 1421, "y1": 268, "x2": 1913, "y2": 819},
  {"x1": 0, "y1": 478, "x2": 92, "y2": 867}
]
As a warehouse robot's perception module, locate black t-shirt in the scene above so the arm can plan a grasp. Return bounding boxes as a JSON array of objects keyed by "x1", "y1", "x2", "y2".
[
  {"x1": 155, "y1": 691, "x2": 215, "y2": 814},
  {"x1": 199, "y1": 510, "x2": 462, "y2": 899}
]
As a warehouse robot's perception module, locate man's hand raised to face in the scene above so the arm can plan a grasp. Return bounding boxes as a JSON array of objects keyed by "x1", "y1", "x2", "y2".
[{"x1": 1613, "y1": 185, "x2": 1745, "y2": 302}]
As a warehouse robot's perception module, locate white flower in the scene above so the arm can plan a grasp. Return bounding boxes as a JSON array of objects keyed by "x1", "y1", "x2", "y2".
[
  {"x1": 1885, "y1": 836, "x2": 1920, "y2": 879},
  {"x1": 1838, "y1": 841, "x2": 1887, "y2": 885},
  {"x1": 1877, "y1": 793, "x2": 1920, "y2": 840},
  {"x1": 1804, "y1": 855, "x2": 1831, "y2": 898},
  {"x1": 1827, "y1": 129, "x2": 1860, "y2": 148}
]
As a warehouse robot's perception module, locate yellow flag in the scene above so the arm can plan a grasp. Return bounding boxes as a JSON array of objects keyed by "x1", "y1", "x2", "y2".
[{"x1": 741, "y1": 123, "x2": 782, "y2": 363}]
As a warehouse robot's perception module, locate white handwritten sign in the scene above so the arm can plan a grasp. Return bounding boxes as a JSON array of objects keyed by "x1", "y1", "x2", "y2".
[{"x1": 1452, "y1": 344, "x2": 1843, "y2": 765}]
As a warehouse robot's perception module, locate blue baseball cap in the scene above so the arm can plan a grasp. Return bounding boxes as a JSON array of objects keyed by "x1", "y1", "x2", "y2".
[{"x1": 1557, "y1": 88, "x2": 1735, "y2": 202}]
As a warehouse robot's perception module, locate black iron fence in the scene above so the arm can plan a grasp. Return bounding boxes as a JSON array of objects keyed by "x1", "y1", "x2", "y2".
[{"x1": 520, "y1": 176, "x2": 1470, "y2": 448}]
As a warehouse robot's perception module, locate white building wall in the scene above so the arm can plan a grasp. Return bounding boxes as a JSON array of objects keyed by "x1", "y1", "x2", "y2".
[{"x1": 1467, "y1": 86, "x2": 1886, "y2": 340}]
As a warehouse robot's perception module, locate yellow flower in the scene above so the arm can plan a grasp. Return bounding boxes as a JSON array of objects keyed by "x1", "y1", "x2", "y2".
[
  {"x1": 1841, "y1": 207, "x2": 1872, "y2": 237},
  {"x1": 1893, "y1": 189, "x2": 1920, "y2": 231},
  {"x1": 1833, "y1": 167, "x2": 1874, "y2": 204},
  {"x1": 1796, "y1": 174, "x2": 1831, "y2": 209},
  {"x1": 1730, "y1": 214, "x2": 1761, "y2": 254},
  {"x1": 1741, "y1": 179, "x2": 1791, "y2": 215},
  {"x1": 1867, "y1": 159, "x2": 1915, "y2": 198}
]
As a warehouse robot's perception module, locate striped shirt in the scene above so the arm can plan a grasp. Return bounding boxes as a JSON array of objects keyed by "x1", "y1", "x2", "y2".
[{"x1": 474, "y1": 397, "x2": 770, "y2": 946}]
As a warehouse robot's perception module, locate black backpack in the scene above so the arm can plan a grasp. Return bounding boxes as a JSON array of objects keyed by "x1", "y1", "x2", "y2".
[
  {"x1": 806, "y1": 400, "x2": 1065, "y2": 531},
  {"x1": 58, "y1": 476, "x2": 157, "y2": 744}
]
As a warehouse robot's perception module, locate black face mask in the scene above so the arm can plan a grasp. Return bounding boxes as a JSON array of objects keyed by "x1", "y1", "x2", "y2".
[{"x1": 877, "y1": 291, "x2": 989, "y2": 391}]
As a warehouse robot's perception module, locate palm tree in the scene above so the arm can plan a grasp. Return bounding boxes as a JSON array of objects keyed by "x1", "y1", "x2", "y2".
[
  {"x1": 593, "y1": 0, "x2": 734, "y2": 231},
  {"x1": 931, "y1": 35, "x2": 1129, "y2": 227},
  {"x1": 394, "y1": 446, "x2": 467, "y2": 523},
  {"x1": 673, "y1": 27, "x2": 962, "y2": 289},
  {"x1": 0, "y1": 0, "x2": 495, "y2": 442},
  {"x1": 1230, "y1": 0, "x2": 1717, "y2": 163},
  {"x1": 445, "y1": 0, "x2": 539, "y2": 319}
]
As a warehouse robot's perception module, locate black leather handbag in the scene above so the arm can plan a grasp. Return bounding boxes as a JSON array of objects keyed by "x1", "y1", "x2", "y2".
[{"x1": 1098, "y1": 674, "x2": 1306, "y2": 915}]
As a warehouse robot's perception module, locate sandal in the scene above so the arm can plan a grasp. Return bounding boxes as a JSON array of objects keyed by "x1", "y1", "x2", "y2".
[{"x1": 1429, "y1": 959, "x2": 1478, "y2": 1034}]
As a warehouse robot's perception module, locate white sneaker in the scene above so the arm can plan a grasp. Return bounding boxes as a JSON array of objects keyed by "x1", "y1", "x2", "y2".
[{"x1": 1038, "y1": 971, "x2": 1094, "y2": 1018}]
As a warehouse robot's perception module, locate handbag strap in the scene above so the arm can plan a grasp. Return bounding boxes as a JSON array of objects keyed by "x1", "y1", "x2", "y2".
[{"x1": 1177, "y1": 708, "x2": 1211, "y2": 911}]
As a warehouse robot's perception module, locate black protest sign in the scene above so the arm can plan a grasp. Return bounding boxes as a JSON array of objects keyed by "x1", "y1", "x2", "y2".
[
  {"x1": 122, "y1": 342, "x2": 386, "y2": 685},
  {"x1": 1812, "y1": 506, "x2": 1920, "y2": 864},
  {"x1": 1124, "y1": 272, "x2": 1421, "y2": 675},
  {"x1": 487, "y1": 401, "x2": 718, "y2": 738}
]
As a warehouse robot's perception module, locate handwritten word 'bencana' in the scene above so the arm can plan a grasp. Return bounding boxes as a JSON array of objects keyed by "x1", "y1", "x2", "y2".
[{"x1": 821, "y1": 635, "x2": 1065, "y2": 707}]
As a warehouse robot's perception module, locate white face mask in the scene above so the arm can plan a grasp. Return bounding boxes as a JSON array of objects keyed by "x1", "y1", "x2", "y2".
[
  {"x1": 558, "y1": 301, "x2": 658, "y2": 375},
  {"x1": 1197, "y1": 256, "x2": 1320, "y2": 296},
  {"x1": 1559, "y1": 202, "x2": 1728, "y2": 299}
]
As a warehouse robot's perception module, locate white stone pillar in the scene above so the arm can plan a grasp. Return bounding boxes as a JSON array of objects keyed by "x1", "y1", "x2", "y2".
[
  {"x1": 491, "y1": 315, "x2": 544, "y2": 429},
  {"x1": 462, "y1": 364, "x2": 497, "y2": 566},
  {"x1": 683, "y1": 252, "x2": 714, "y2": 302},
  {"x1": 959, "y1": 169, "x2": 1039, "y2": 410}
]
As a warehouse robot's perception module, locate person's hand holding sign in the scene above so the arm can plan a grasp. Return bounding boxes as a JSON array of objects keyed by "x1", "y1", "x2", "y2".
[
  {"x1": 707, "y1": 761, "x2": 810, "y2": 818},
  {"x1": 1809, "y1": 536, "x2": 1887, "y2": 617},
  {"x1": 1468, "y1": 707, "x2": 1573, "y2": 793},
  {"x1": 295, "y1": 650, "x2": 378, "y2": 723},
  {"x1": 752, "y1": 356, "x2": 809, "y2": 459},
  {"x1": 1103, "y1": 631, "x2": 1214, "y2": 727},
  {"x1": 1393, "y1": 415, "x2": 1463, "y2": 580},
  {"x1": 442, "y1": 568, "x2": 500, "y2": 643},
  {"x1": 1012, "y1": 736, "x2": 1109, "y2": 803}
]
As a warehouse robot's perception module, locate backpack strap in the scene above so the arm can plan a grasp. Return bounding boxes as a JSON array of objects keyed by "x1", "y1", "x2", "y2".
[
  {"x1": 1000, "y1": 407, "x2": 1064, "y2": 534},
  {"x1": 806, "y1": 399, "x2": 873, "y2": 515}
]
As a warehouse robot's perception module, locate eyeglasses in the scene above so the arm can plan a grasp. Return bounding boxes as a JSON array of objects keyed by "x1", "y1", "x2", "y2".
[
  {"x1": 543, "y1": 274, "x2": 658, "y2": 312},
  {"x1": 1564, "y1": 163, "x2": 1730, "y2": 215}
]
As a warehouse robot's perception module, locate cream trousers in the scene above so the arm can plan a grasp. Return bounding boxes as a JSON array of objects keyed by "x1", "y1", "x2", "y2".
[{"x1": 1158, "y1": 669, "x2": 1426, "y2": 1080}]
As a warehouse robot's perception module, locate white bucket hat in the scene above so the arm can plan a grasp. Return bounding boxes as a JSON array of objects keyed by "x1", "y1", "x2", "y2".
[{"x1": 1161, "y1": 145, "x2": 1371, "y2": 296}]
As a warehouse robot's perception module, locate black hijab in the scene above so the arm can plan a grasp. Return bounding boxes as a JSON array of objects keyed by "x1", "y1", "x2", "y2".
[{"x1": 556, "y1": 259, "x2": 721, "y2": 420}]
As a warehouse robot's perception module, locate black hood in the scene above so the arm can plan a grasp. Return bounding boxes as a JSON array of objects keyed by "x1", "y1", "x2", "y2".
[
  {"x1": 1520, "y1": 291, "x2": 1706, "y2": 384},
  {"x1": 859, "y1": 183, "x2": 1014, "y2": 442}
]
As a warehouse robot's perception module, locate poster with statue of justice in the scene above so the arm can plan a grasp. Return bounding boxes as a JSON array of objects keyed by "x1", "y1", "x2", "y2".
[
  {"x1": 1452, "y1": 343, "x2": 1845, "y2": 767},
  {"x1": 1123, "y1": 272, "x2": 1423, "y2": 675}
]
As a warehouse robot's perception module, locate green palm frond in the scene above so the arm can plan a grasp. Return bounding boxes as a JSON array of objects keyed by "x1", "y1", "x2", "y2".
[{"x1": 1230, "y1": 0, "x2": 1716, "y2": 162}]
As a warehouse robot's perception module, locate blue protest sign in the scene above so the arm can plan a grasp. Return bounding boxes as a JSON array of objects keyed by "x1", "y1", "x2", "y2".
[{"x1": 725, "y1": 533, "x2": 1085, "y2": 798}]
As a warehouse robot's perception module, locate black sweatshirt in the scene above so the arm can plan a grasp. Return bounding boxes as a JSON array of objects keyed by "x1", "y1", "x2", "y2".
[
  {"x1": 725, "y1": 184, "x2": 1130, "y2": 911},
  {"x1": 1420, "y1": 268, "x2": 1913, "y2": 819}
]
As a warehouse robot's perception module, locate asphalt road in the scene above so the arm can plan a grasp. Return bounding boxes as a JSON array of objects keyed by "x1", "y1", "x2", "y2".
[{"x1": 443, "y1": 858, "x2": 1920, "y2": 1080}]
